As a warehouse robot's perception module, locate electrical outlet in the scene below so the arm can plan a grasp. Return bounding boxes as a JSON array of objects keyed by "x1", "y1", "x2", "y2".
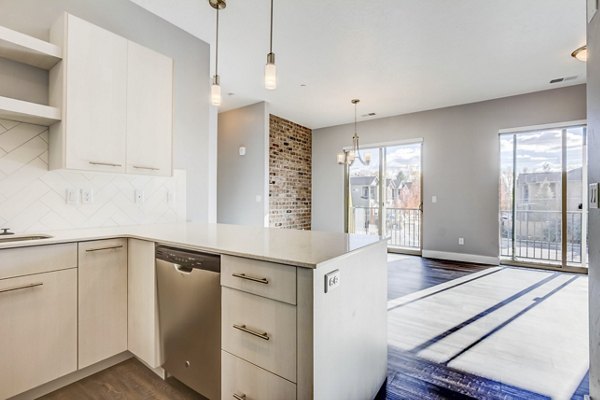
[
  {"x1": 324, "y1": 269, "x2": 340, "y2": 293},
  {"x1": 135, "y1": 190, "x2": 145, "y2": 205},
  {"x1": 255, "y1": 195, "x2": 262, "y2": 203},
  {"x1": 458, "y1": 237, "x2": 465, "y2": 245},
  {"x1": 81, "y1": 188, "x2": 94, "y2": 204},
  {"x1": 65, "y1": 189, "x2": 79, "y2": 205}
]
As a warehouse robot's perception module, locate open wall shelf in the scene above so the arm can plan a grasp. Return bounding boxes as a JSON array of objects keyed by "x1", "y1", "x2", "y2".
[
  {"x1": 0, "y1": 96, "x2": 60, "y2": 126},
  {"x1": 0, "y1": 25, "x2": 62, "y2": 70}
]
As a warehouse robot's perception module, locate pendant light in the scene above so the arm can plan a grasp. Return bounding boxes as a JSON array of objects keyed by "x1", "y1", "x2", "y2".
[
  {"x1": 209, "y1": 0, "x2": 226, "y2": 106},
  {"x1": 337, "y1": 99, "x2": 371, "y2": 166},
  {"x1": 264, "y1": 0, "x2": 277, "y2": 90}
]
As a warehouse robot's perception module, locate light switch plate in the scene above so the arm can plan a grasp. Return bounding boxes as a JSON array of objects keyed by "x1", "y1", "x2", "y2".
[
  {"x1": 65, "y1": 189, "x2": 79, "y2": 205},
  {"x1": 432, "y1": 195, "x2": 438, "y2": 203},
  {"x1": 590, "y1": 183, "x2": 599, "y2": 209},
  {"x1": 324, "y1": 269, "x2": 340, "y2": 293}
]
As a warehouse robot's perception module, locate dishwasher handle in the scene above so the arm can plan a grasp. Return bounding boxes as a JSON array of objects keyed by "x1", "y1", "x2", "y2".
[{"x1": 174, "y1": 264, "x2": 194, "y2": 274}]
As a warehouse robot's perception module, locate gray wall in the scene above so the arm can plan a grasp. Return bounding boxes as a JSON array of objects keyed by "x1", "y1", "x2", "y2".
[
  {"x1": 587, "y1": 9, "x2": 600, "y2": 397},
  {"x1": 217, "y1": 102, "x2": 269, "y2": 226},
  {"x1": 313, "y1": 85, "x2": 587, "y2": 261},
  {"x1": 0, "y1": 0, "x2": 214, "y2": 222}
]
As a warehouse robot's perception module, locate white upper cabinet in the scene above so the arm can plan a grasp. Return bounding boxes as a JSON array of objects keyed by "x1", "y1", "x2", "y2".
[
  {"x1": 49, "y1": 13, "x2": 173, "y2": 176},
  {"x1": 126, "y1": 42, "x2": 173, "y2": 176},
  {"x1": 49, "y1": 13, "x2": 127, "y2": 173}
]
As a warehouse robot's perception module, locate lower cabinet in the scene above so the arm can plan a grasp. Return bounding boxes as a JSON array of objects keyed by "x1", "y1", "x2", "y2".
[
  {"x1": 78, "y1": 239, "x2": 128, "y2": 368},
  {"x1": 222, "y1": 350, "x2": 296, "y2": 400},
  {"x1": 0, "y1": 263, "x2": 77, "y2": 399}
]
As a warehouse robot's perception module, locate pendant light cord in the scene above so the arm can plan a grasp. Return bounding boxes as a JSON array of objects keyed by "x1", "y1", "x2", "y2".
[
  {"x1": 269, "y1": 0, "x2": 274, "y2": 54},
  {"x1": 215, "y1": 7, "x2": 220, "y2": 76}
]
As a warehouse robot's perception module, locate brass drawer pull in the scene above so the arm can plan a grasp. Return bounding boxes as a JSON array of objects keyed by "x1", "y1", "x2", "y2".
[
  {"x1": 233, "y1": 394, "x2": 246, "y2": 400},
  {"x1": 232, "y1": 273, "x2": 269, "y2": 285},
  {"x1": 86, "y1": 245, "x2": 124, "y2": 253},
  {"x1": 0, "y1": 282, "x2": 43, "y2": 294},
  {"x1": 133, "y1": 165, "x2": 160, "y2": 171},
  {"x1": 233, "y1": 324, "x2": 270, "y2": 341},
  {"x1": 89, "y1": 161, "x2": 122, "y2": 167}
]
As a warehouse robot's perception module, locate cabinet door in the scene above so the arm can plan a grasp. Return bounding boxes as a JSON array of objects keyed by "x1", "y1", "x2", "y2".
[
  {"x1": 0, "y1": 269, "x2": 77, "y2": 399},
  {"x1": 79, "y1": 239, "x2": 128, "y2": 368},
  {"x1": 128, "y1": 239, "x2": 161, "y2": 368},
  {"x1": 64, "y1": 14, "x2": 127, "y2": 173},
  {"x1": 126, "y1": 41, "x2": 173, "y2": 176}
]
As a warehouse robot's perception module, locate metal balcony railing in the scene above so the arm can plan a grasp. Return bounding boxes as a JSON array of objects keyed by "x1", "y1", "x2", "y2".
[
  {"x1": 349, "y1": 207, "x2": 421, "y2": 249},
  {"x1": 500, "y1": 210, "x2": 585, "y2": 265}
]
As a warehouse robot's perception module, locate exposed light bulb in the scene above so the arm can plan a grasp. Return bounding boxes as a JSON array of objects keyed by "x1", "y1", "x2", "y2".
[
  {"x1": 265, "y1": 53, "x2": 277, "y2": 90},
  {"x1": 347, "y1": 151, "x2": 356, "y2": 163},
  {"x1": 364, "y1": 152, "x2": 372, "y2": 164},
  {"x1": 337, "y1": 152, "x2": 346, "y2": 164},
  {"x1": 211, "y1": 77, "x2": 222, "y2": 106}
]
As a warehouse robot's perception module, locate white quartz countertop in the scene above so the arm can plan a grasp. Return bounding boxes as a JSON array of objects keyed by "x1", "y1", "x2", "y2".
[{"x1": 0, "y1": 223, "x2": 385, "y2": 268}]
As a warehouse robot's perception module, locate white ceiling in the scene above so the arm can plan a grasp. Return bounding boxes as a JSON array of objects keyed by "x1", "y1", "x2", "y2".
[{"x1": 129, "y1": 0, "x2": 587, "y2": 129}]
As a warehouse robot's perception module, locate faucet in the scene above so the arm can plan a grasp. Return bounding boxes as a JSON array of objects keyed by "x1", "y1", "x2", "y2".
[{"x1": 0, "y1": 228, "x2": 14, "y2": 236}]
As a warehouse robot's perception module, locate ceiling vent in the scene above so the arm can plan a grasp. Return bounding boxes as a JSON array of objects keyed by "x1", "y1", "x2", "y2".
[
  {"x1": 550, "y1": 75, "x2": 578, "y2": 84},
  {"x1": 362, "y1": 112, "x2": 377, "y2": 117}
]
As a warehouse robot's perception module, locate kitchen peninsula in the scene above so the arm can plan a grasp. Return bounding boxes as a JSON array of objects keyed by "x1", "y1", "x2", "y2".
[{"x1": 1, "y1": 223, "x2": 387, "y2": 400}]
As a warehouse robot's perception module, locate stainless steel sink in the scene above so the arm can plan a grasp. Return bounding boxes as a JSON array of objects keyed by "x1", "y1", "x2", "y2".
[{"x1": 0, "y1": 234, "x2": 53, "y2": 243}]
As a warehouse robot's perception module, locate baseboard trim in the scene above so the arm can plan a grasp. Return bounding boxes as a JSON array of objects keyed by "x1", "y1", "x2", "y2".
[
  {"x1": 421, "y1": 250, "x2": 500, "y2": 266},
  {"x1": 9, "y1": 352, "x2": 133, "y2": 400}
]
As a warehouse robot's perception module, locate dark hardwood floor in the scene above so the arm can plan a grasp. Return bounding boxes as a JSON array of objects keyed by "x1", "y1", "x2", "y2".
[
  {"x1": 388, "y1": 254, "x2": 490, "y2": 300},
  {"x1": 383, "y1": 255, "x2": 589, "y2": 400},
  {"x1": 40, "y1": 358, "x2": 205, "y2": 400}
]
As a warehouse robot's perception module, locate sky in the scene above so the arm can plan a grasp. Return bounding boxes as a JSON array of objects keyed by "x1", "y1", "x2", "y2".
[{"x1": 500, "y1": 127, "x2": 585, "y2": 174}]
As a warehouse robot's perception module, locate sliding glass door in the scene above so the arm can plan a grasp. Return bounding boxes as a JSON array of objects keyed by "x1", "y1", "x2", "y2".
[
  {"x1": 347, "y1": 142, "x2": 422, "y2": 252},
  {"x1": 499, "y1": 124, "x2": 587, "y2": 269}
]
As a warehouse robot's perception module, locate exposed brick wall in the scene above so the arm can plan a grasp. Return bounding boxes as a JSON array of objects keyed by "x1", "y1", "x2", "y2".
[{"x1": 269, "y1": 115, "x2": 312, "y2": 230}]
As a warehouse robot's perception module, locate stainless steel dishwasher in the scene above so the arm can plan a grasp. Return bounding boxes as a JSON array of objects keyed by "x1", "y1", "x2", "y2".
[{"x1": 156, "y1": 245, "x2": 221, "y2": 400}]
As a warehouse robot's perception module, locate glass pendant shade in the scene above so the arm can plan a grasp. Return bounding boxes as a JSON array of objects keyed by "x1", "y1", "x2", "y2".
[
  {"x1": 211, "y1": 79, "x2": 222, "y2": 106},
  {"x1": 364, "y1": 152, "x2": 372, "y2": 164},
  {"x1": 337, "y1": 152, "x2": 346, "y2": 164},
  {"x1": 265, "y1": 61, "x2": 277, "y2": 90}
]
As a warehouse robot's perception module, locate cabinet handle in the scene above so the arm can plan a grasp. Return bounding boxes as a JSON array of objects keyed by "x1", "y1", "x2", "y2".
[
  {"x1": 85, "y1": 245, "x2": 124, "y2": 253},
  {"x1": 232, "y1": 273, "x2": 269, "y2": 285},
  {"x1": 233, "y1": 394, "x2": 247, "y2": 400},
  {"x1": 133, "y1": 165, "x2": 160, "y2": 171},
  {"x1": 0, "y1": 282, "x2": 43, "y2": 294},
  {"x1": 233, "y1": 324, "x2": 270, "y2": 341},
  {"x1": 89, "y1": 161, "x2": 122, "y2": 167}
]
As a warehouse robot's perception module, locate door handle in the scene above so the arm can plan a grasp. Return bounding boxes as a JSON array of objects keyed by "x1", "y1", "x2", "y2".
[
  {"x1": 89, "y1": 161, "x2": 122, "y2": 167},
  {"x1": 85, "y1": 245, "x2": 124, "y2": 253},
  {"x1": 0, "y1": 282, "x2": 43, "y2": 294},
  {"x1": 233, "y1": 324, "x2": 270, "y2": 341},
  {"x1": 232, "y1": 273, "x2": 269, "y2": 285},
  {"x1": 133, "y1": 165, "x2": 160, "y2": 171}
]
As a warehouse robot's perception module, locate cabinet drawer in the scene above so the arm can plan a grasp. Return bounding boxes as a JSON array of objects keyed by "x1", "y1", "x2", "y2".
[
  {"x1": 222, "y1": 287, "x2": 297, "y2": 382},
  {"x1": 0, "y1": 243, "x2": 77, "y2": 280},
  {"x1": 0, "y1": 269, "x2": 77, "y2": 399},
  {"x1": 222, "y1": 350, "x2": 296, "y2": 400},
  {"x1": 222, "y1": 255, "x2": 296, "y2": 305}
]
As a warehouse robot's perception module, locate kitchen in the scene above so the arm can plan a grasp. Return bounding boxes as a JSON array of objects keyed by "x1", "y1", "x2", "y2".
[
  {"x1": 2, "y1": 0, "x2": 600, "y2": 399},
  {"x1": 0, "y1": 1, "x2": 387, "y2": 399}
]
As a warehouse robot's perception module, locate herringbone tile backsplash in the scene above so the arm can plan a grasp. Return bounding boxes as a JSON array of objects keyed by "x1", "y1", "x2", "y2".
[{"x1": 0, "y1": 119, "x2": 186, "y2": 233}]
